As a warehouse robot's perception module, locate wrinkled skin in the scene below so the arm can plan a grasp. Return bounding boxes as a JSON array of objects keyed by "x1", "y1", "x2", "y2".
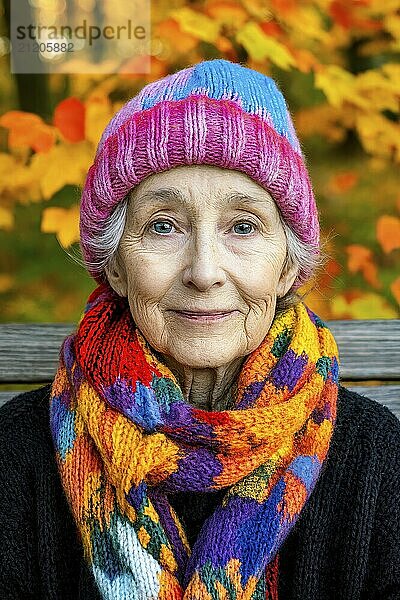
[{"x1": 106, "y1": 165, "x2": 298, "y2": 410}]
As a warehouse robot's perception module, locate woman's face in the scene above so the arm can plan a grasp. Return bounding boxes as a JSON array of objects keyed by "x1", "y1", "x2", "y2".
[{"x1": 106, "y1": 165, "x2": 297, "y2": 369}]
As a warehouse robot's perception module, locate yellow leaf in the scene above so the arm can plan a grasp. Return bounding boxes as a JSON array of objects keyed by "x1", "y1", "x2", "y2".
[
  {"x1": 368, "y1": 0, "x2": 400, "y2": 12},
  {"x1": 331, "y1": 292, "x2": 398, "y2": 319},
  {"x1": 382, "y1": 63, "x2": 400, "y2": 82},
  {"x1": 384, "y1": 13, "x2": 400, "y2": 39},
  {"x1": 0, "y1": 206, "x2": 14, "y2": 230},
  {"x1": 30, "y1": 141, "x2": 93, "y2": 199},
  {"x1": 315, "y1": 66, "x2": 370, "y2": 109},
  {"x1": 356, "y1": 112, "x2": 400, "y2": 162},
  {"x1": 354, "y1": 68, "x2": 400, "y2": 112},
  {"x1": 0, "y1": 152, "x2": 42, "y2": 204},
  {"x1": 356, "y1": 68, "x2": 399, "y2": 94},
  {"x1": 41, "y1": 205, "x2": 80, "y2": 247},
  {"x1": 276, "y1": 5, "x2": 329, "y2": 43},
  {"x1": 376, "y1": 215, "x2": 400, "y2": 254},
  {"x1": 236, "y1": 22, "x2": 295, "y2": 69},
  {"x1": 170, "y1": 7, "x2": 220, "y2": 43},
  {"x1": 85, "y1": 94, "x2": 114, "y2": 147}
]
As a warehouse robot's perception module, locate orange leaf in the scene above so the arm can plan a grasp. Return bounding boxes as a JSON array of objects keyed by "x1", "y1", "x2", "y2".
[
  {"x1": 346, "y1": 244, "x2": 380, "y2": 288},
  {"x1": 0, "y1": 274, "x2": 14, "y2": 293},
  {"x1": 206, "y1": 1, "x2": 248, "y2": 26},
  {"x1": 290, "y1": 48, "x2": 320, "y2": 73},
  {"x1": 54, "y1": 97, "x2": 85, "y2": 143},
  {"x1": 343, "y1": 289, "x2": 364, "y2": 304},
  {"x1": 362, "y1": 262, "x2": 381, "y2": 289},
  {"x1": 347, "y1": 245, "x2": 371, "y2": 272},
  {"x1": 215, "y1": 35, "x2": 235, "y2": 54},
  {"x1": 330, "y1": 171, "x2": 359, "y2": 193},
  {"x1": 376, "y1": 215, "x2": 400, "y2": 254},
  {"x1": 295, "y1": 105, "x2": 346, "y2": 143},
  {"x1": 155, "y1": 18, "x2": 198, "y2": 53},
  {"x1": 270, "y1": 0, "x2": 297, "y2": 16},
  {"x1": 0, "y1": 110, "x2": 55, "y2": 152},
  {"x1": 0, "y1": 110, "x2": 42, "y2": 129},
  {"x1": 31, "y1": 124, "x2": 56, "y2": 152},
  {"x1": 391, "y1": 277, "x2": 400, "y2": 305}
]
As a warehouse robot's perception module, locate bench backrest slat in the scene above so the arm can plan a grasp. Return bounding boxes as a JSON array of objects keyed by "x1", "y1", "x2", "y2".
[
  {"x1": 0, "y1": 324, "x2": 72, "y2": 383},
  {"x1": 329, "y1": 320, "x2": 400, "y2": 380},
  {"x1": 1, "y1": 321, "x2": 399, "y2": 383},
  {"x1": 1, "y1": 320, "x2": 399, "y2": 418}
]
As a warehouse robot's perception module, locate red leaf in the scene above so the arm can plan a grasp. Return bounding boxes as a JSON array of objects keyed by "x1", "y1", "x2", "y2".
[
  {"x1": 54, "y1": 97, "x2": 85, "y2": 143},
  {"x1": 259, "y1": 21, "x2": 283, "y2": 38},
  {"x1": 329, "y1": 0, "x2": 382, "y2": 31}
]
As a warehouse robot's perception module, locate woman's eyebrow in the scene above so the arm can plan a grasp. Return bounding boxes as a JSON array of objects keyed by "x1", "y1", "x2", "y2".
[
  {"x1": 133, "y1": 188, "x2": 185, "y2": 210},
  {"x1": 133, "y1": 188, "x2": 272, "y2": 210},
  {"x1": 225, "y1": 192, "x2": 273, "y2": 208}
]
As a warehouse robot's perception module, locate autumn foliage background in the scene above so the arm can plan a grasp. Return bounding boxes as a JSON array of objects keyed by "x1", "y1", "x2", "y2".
[{"x1": 0, "y1": 0, "x2": 399, "y2": 323}]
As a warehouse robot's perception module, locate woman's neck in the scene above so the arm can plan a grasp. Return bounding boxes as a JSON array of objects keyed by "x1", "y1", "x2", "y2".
[{"x1": 160, "y1": 354, "x2": 245, "y2": 411}]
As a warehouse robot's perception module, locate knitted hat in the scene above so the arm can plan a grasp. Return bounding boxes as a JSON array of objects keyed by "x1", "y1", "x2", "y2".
[{"x1": 80, "y1": 58, "x2": 319, "y2": 287}]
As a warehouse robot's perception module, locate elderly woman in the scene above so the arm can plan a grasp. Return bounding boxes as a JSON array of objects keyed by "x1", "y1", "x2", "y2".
[{"x1": 1, "y1": 59, "x2": 399, "y2": 600}]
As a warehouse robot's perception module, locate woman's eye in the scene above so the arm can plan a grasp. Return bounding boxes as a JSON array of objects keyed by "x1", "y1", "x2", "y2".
[
  {"x1": 233, "y1": 221, "x2": 256, "y2": 235},
  {"x1": 150, "y1": 220, "x2": 175, "y2": 234}
]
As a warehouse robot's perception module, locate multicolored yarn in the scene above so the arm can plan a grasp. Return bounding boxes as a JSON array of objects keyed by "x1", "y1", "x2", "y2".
[
  {"x1": 80, "y1": 58, "x2": 319, "y2": 288},
  {"x1": 50, "y1": 283, "x2": 339, "y2": 600}
]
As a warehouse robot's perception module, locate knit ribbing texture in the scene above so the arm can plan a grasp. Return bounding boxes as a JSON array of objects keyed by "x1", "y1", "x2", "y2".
[
  {"x1": 49, "y1": 283, "x2": 339, "y2": 599},
  {"x1": 79, "y1": 59, "x2": 319, "y2": 288}
]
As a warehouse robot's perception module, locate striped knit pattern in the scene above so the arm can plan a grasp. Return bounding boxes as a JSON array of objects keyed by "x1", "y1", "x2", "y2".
[
  {"x1": 80, "y1": 59, "x2": 319, "y2": 288},
  {"x1": 50, "y1": 283, "x2": 339, "y2": 600}
]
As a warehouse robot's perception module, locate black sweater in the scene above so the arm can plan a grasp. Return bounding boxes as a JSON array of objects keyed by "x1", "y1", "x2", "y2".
[{"x1": 0, "y1": 384, "x2": 400, "y2": 599}]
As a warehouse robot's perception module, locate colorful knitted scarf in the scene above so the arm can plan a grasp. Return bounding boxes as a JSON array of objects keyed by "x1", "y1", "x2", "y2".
[{"x1": 50, "y1": 283, "x2": 339, "y2": 600}]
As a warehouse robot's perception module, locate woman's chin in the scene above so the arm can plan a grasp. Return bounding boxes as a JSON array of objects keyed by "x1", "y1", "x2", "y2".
[{"x1": 161, "y1": 341, "x2": 244, "y2": 371}]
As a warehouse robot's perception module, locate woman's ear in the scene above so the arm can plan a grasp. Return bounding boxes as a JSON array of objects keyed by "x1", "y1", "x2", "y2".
[
  {"x1": 276, "y1": 259, "x2": 299, "y2": 298},
  {"x1": 104, "y1": 253, "x2": 128, "y2": 297}
]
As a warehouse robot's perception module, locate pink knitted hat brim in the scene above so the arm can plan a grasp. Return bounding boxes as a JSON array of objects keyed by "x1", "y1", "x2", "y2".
[{"x1": 80, "y1": 94, "x2": 319, "y2": 287}]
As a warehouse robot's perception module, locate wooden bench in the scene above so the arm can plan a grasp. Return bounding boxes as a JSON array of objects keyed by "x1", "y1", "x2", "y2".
[{"x1": 0, "y1": 321, "x2": 399, "y2": 418}]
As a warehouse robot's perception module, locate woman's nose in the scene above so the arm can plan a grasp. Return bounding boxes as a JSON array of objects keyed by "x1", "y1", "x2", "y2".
[{"x1": 182, "y1": 233, "x2": 227, "y2": 292}]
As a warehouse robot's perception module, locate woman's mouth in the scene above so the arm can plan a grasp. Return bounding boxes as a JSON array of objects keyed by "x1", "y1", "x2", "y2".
[{"x1": 171, "y1": 310, "x2": 237, "y2": 323}]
